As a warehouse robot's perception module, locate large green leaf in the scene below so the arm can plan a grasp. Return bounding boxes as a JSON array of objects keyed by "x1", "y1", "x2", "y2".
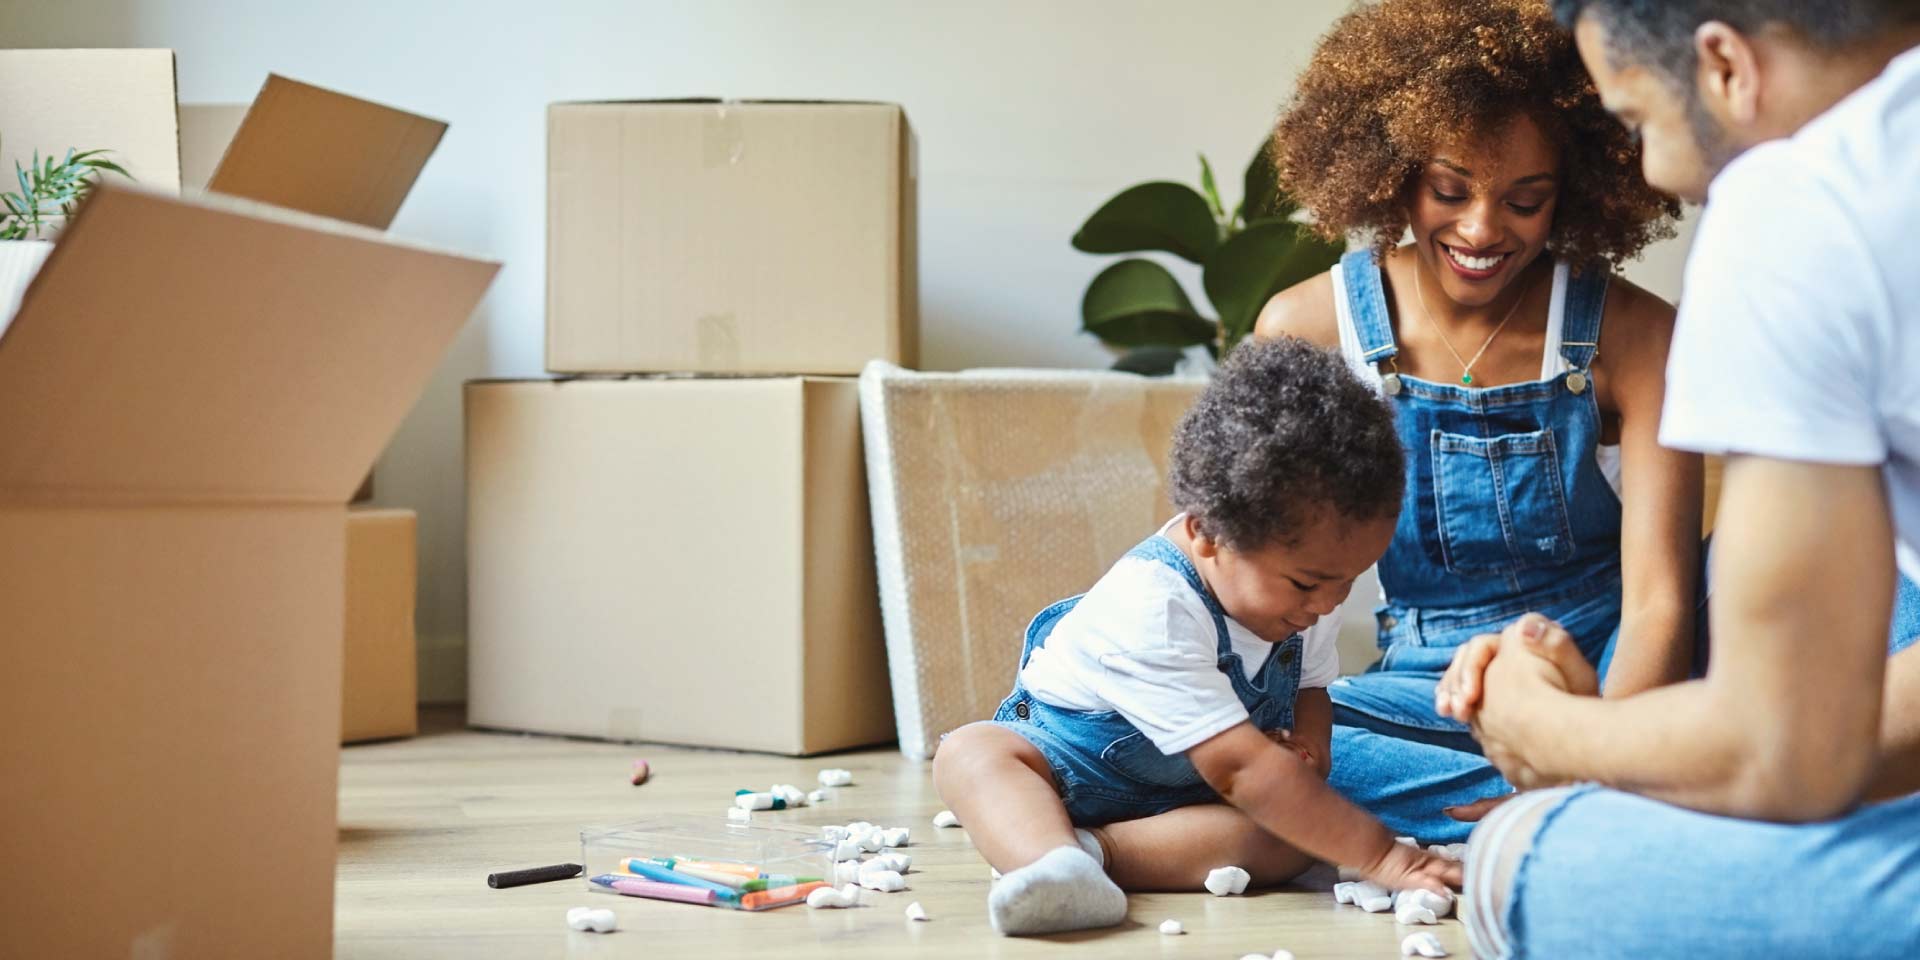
[
  {"x1": 1072, "y1": 181, "x2": 1221, "y2": 264},
  {"x1": 1241, "y1": 139, "x2": 1296, "y2": 225},
  {"x1": 1203, "y1": 220, "x2": 1346, "y2": 346},
  {"x1": 1111, "y1": 346, "x2": 1187, "y2": 376},
  {"x1": 1081, "y1": 258, "x2": 1218, "y2": 348}
]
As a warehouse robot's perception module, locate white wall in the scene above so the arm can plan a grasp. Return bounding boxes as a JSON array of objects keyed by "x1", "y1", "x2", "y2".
[{"x1": 6, "y1": 0, "x2": 1694, "y2": 695}]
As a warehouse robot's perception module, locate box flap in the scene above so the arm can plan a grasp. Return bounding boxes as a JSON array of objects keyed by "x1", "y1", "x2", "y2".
[
  {"x1": 208, "y1": 74, "x2": 446, "y2": 230},
  {"x1": 0, "y1": 49, "x2": 182, "y2": 197},
  {"x1": 0, "y1": 184, "x2": 499, "y2": 504}
]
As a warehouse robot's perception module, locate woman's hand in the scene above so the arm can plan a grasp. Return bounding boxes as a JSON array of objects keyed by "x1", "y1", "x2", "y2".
[{"x1": 1469, "y1": 615, "x2": 1600, "y2": 788}]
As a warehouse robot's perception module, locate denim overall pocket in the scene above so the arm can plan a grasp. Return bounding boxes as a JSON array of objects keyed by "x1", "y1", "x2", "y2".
[
  {"x1": 1099, "y1": 731, "x2": 1209, "y2": 790},
  {"x1": 1430, "y1": 428, "x2": 1577, "y2": 577}
]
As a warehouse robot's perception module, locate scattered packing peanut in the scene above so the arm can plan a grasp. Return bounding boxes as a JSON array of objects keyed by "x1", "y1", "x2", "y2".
[
  {"x1": 1394, "y1": 888, "x2": 1456, "y2": 925},
  {"x1": 1240, "y1": 955, "x2": 1274, "y2": 960},
  {"x1": 833, "y1": 840, "x2": 864, "y2": 861},
  {"x1": 819, "y1": 768, "x2": 854, "y2": 787},
  {"x1": 858, "y1": 869, "x2": 907, "y2": 893},
  {"x1": 833, "y1": 860, "x2": 861, "y2": 885},
  {"x1": 1334, "y1": 880, "x2": 1393, "y2": 913},
  {"x1": 1396, "y1": 836, "x2": 1418, "y2": 847},
  {"x1": 879, "y1": 827, "x2": 911, "y2": 848},
  {"x1": 821, "y1": 825, "x2": 849, "y2": 843},
  {"x1": 727, "y1": 806, "x2": 752, "y2": 823},
  {"x1": 771, "y1": 784, "x2": 808, "y2": 807},
  {"x1": 868, "y1": 851, "x2": 911, "y2": 873},
  {"x1": 629, "y1": 759, "x2": 650, "y2": 786},
  {"x1": 1158, "y1": 919, "x2": 1184, "y2": 935},
  {"x1": 567, "y1": 907, "x2": 617, "y2": 933},
  {"x1": 840, "y1": 882, "x2": 862, "y2": 903},
  {"x1": 857, "y1": 830, "x2": 886, "y2": 853},
  {"x1": 734, "y1": 792, "x2": 779, "y2": 811},
  {"x1": 1274, "y1": 952, "x2": 1297, "y2": 960},
  {"x1": 848, "y1": 821, "x2": 876, "y2": 833},
  {"x1": 1401, "y1": 932, "x2": 1449, "y2": 957},
  {"x1": 905, "y1": 901, "x2": 929, "y2": 922},
  {"x1": 1204, "y1": 865, "x2": 1251, "y2": 897},
  {"x1": 1429, "y1": 843, "x2": 1469, "y2": 862},
  {"x1": 807, "y1": 886, "x2": 856, "y2": 909},
  {"x1": 808, "y1": 789, "x2": 828, "y2": 805},
  {"x1": 932, "y1": 810, "x2": 961, "y2": 828},
  {"x1": 566, "y1": 907, "x2": 594, "y2": 931}
]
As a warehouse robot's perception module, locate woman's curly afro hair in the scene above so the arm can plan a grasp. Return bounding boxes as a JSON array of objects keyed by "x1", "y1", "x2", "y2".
[{"x1": 1271, "y1": 0, "x2": 1679, "y2": 268}]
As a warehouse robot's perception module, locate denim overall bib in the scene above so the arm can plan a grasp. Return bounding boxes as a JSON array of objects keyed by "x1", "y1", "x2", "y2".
[
  {"x1": 991, "y1": 533, "x2": 1303, "y2": 826},
  {"x1": 1327, "y1": 251, "x2": 1626, "y2": 745}
]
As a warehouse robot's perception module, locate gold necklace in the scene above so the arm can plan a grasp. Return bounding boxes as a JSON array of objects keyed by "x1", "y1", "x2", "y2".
[{"x1": 1414, "y1": 262, "x2": 1532, "y2": 386}]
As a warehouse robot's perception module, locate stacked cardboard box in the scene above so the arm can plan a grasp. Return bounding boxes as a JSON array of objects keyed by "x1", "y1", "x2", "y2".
[
  {"x1": 173, "y1": 76, "x2": 442, "y2": 740},
  {"x1": 0, "y1": 51, "x2": 498, "y2": 956},
  {"x1": 467, "y1": 100, "x2": 916, "y2": 754}
]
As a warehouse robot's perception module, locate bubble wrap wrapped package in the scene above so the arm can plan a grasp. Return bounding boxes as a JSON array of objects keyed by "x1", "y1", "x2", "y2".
[{"x1": 859, "y1": 362, "x2": 1204, "y2": 759}]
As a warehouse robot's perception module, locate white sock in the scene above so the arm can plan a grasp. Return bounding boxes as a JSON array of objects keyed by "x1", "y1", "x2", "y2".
[
  {"x1": 1073, "y1": 828, "x2": 1105, "y2": 866},
  {"x1": 988, "y1": 845, "x2": 1127, "y2": 936}
]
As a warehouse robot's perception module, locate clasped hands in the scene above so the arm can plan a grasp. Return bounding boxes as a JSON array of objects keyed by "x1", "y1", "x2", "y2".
[{"x1": 1435, "y1": 612, "x2": 1599, "y2": 791}]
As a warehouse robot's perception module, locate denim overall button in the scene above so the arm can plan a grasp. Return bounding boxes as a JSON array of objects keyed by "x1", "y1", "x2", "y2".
[
  {"x1": 1278, "y1": 647, "x2": 1296, "y2": 665},
  {"x1": 1014, "y1": 701, "x2": 1030, "y2": 720},
  {"x1": 1567, "y1": 371, "x2": 1589, "y2": 394}
]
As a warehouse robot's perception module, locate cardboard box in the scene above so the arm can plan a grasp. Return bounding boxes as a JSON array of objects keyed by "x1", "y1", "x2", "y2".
[
  {"x1": 466, "y1": 377, "x2": 894, "y2": 755},
  {"x1": 344, "y1": 508, "x2": 419, "y2": 743},
  {"x1": 546, "y1": 100, "x2": 918, "y2": 375},
  {"x1": 859, "y1": 363, "x2": 1204, "y2": 759},
  {"x1": 0, "y1": 48, "x2": 182, "y2": 193}
]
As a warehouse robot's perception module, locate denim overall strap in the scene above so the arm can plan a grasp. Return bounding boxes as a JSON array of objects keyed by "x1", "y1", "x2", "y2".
[
  {"x1": 1124, "y1": 535, "x2": 1237, "y2": 660},
  {"x1": 1557, "y1": 266, "x2": 1609, "y2": 372},
  {"x1": 1341, "y1": 250, "x2": 1400, "y2": 367}
]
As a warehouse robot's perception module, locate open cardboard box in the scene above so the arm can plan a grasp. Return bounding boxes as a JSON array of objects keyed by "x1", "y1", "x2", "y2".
[{"x1": 0, "y1": 146, "x2": 493, "y2": 960}]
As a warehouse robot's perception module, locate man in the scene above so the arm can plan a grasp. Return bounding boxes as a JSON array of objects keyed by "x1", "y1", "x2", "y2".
[{"x1": 1428, "y1": 2, "x2": 1920, "y2": 956}]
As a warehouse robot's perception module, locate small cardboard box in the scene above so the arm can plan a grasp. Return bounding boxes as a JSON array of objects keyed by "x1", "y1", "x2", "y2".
[
  {"x1": 546, "y1": 100, "x2": 918, "y2": 375},
  {"x1": 466, "y1": 377, "x2": 894, "y2": 755},
  {"x1": 344, "y1": 508, "x2": 419, "y2": 743},
  {"x1": 0, "y1": 185, "x2": 496, "y2": 959}
]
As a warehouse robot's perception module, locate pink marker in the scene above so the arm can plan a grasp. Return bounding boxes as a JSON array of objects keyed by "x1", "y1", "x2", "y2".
[{"x1": 610, "y1": 878, "x2": 716, "y2": 905}]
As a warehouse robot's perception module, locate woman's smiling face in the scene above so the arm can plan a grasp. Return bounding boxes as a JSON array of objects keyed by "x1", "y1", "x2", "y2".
[{"x1": 1404, "y1": 113, "x2": 1563, "y2": 308}]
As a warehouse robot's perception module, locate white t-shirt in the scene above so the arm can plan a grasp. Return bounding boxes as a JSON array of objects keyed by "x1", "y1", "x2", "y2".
[
  {"x1": 1660, "y1": 45, "x2": 1920, "y2": 582},
  {"x1": 1018, "y1": 517, "x2": 1344, "y2": 754}
]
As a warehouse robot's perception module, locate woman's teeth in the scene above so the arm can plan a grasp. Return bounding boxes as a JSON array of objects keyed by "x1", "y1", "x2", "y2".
[{"x1": 1446, "y1": 246, "x2": 1506, "y2": 272}]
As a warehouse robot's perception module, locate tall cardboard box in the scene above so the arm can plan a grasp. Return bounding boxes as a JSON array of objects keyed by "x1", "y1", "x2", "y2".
[
  {"x1": 344, "y1": 508, "x2": 419, "y2": 743},
  {"x1": 466, "y1": 377, "x2": 894, "y2": 754},
  {"x1": 0, "y1": 187, "x2": 496, "y2": 958},
  {"x1": 546, "y1": 100, "x2": 918, "y2": 375}
]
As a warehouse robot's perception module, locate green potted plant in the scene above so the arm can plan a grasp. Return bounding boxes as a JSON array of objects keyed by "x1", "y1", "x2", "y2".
[
  {"x1": 1073, "y1": 141, "x2": 1344, "y2": 374},
  {"x1": 0, "y1": 140, "x2": 130, "y2": 330}
]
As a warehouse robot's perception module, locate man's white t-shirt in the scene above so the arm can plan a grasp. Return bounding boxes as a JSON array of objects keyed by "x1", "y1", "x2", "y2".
[
  {"x1": 1018, "y1": 516, "x2": 1343, "y2": 755},
  {"x1": 1660, "y1": 45, "x2": 1920, "y2": 582}
]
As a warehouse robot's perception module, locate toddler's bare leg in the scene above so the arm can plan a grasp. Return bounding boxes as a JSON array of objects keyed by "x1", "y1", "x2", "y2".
[{"x1": 1090, "y1": 803, "x2": 1315, "y2": 892}]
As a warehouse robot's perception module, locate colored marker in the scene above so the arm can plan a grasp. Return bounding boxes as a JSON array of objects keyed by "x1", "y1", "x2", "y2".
[
  {"x1": 741, "y1": 880, "x2": 827, "y2": 910},
  {"x1": 740, "y1": 875, "x2": 823, "y2": 893},
  {"x1": 669, "y1": 859, "x2": 762, "y2": 879},
  {"x1": 671, "y1": 863, "x2": 752, "y2": 889},
  {"x1": 609, "y1": 861, "x2": 740, "y2": 899},
  {"x1": 604, "y1": 877, "x2": 717, "y2": 906},
  {"x1": 486, "y1": 862, "x2": 582, "y2": 889}
]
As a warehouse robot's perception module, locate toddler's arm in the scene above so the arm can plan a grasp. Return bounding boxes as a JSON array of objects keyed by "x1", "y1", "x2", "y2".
[{"x1": 1189, "y1": 721, "x2": 1459, "y2": 893}]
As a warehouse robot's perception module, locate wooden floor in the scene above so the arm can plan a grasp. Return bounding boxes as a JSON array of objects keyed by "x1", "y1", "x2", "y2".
[{"x1": 337, "y1": 709, "x2": 1470, "y2": 959}]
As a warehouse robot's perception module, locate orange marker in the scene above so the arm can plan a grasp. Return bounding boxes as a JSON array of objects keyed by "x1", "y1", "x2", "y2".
[{"x1": 741, "y1": 880, "x2": 826, "y2": 910}]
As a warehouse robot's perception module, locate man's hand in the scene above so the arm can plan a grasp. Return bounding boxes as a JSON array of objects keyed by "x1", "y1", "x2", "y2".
[{"x1": 1468, "y1": 614, "x2": 1599, "y2": 788}]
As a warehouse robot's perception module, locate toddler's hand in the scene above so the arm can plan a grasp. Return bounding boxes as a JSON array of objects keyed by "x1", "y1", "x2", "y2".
[{"x1": 1354, "y1": 838, "x2": 1462, "y2": 895}]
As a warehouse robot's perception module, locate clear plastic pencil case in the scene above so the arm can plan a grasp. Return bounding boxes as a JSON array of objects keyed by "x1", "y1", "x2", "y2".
[{"x1": 579, "y1": 815, "x2": 833, "y2": 911}]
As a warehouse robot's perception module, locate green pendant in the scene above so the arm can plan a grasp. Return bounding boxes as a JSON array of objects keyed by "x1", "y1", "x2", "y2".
[{"x1": 1461, "y1": 373, "x2": 1474, "y2": 385}]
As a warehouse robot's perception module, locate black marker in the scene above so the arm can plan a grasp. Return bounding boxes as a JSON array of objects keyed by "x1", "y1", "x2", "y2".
[{"x1": 488, "y1": 862, "x2": 584, "y2": 888}]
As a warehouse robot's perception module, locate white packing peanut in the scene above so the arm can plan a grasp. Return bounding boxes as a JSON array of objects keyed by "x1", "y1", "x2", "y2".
[
  {"x1": 1158, "y1": 919, "x2": 1184, "y2": 935},
  {"x1": 734, "y1": 792, "x2": 775, "y2": 811},
  {"x1": 879, "y1": 827, "x2": 911, "y2": 848},
  {"x1": 932, "y1": 810, "x2": 961, "y2": 828},
  {"x1": 857, "y1": 830, "x2": 886, "y2": 853},
  {"x1": 1394, "y1": 888, "x2": 1456, "y2": 925},
  {"x1": 727, "y1": 806, "x2": 752, "y2": 823},
  {"x1": 565, "y1": 907, "x2": 594, "y2": 931},
  {"x1": 1274, "y1": 952, "x2": 1297, "y2": 960},
  {"x1": 584, "y1": 909, "x2": 617, "y2": 933},
  {"x1": 905, "y1": 901, "x2": 929, "y2": 922},
  {"x1": 807, "y1": 886, "x2": 854, "y2": 909},
  {"x1": 808, "y1": 789, "x2": 828, "y2": 805},
  {"x1": 821, "y1": 825, "x2": 849, "y2": 843},
  {"x1": 1396, "y1": 836, "x2": 1419, "y2": 847},
  {"x1": 847, "y1": 821, "x2": 876, "y2": 833},
  {"x1": 1360, "y1": 894, "x2": 1394, "y2": 914},
  {"x1": 989, "y1": 867, "x2": 1003, "y2": 880},
  {"x1": 833, "y1": 860, "x2": 861, "y2": 885},
  {"x1": 869, "y1": 852, "x2": 911, "y2": 873},
  {"x1": 1429, "y1": 842, "x2": 1469, "y2": 862},
  {"x1": 1204, "y1": 865, "x2": 1251, "y2": 897},
  {"x1": 858, "y1": 870, "x2": 907, "y2": 893},
  {"x1": 772, "y1": 784, "x2": 807, "y2": 807},
  {"x1": 1240, "y1": 955, "x2": 1273, "y2": 960},
  {"x1": 840, "y1": 882, "x2": 863, "y2": 904},
  {"x1": 833, "y1": 839, "x2": 864, "y2": 861},
  {"x1": 818, "y1": 768, "x2": 855, "y2": 787},
  {"x1": 1335, "y1": 880, "x2": 1390, "y2": 906},
  {"x1": 1401, "y1": 932, "x2": 1449, "y2": 957}
]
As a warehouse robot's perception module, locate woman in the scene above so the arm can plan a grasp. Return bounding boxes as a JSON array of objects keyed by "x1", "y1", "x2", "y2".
[{"x1": 1253, "y1": 0, "x2": 1699, "y2": 842}]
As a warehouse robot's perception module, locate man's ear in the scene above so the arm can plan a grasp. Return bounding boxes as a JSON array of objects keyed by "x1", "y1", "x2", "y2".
[{"x1": 1695, "y1": 21, "x2": 1764, "y2": 126}]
